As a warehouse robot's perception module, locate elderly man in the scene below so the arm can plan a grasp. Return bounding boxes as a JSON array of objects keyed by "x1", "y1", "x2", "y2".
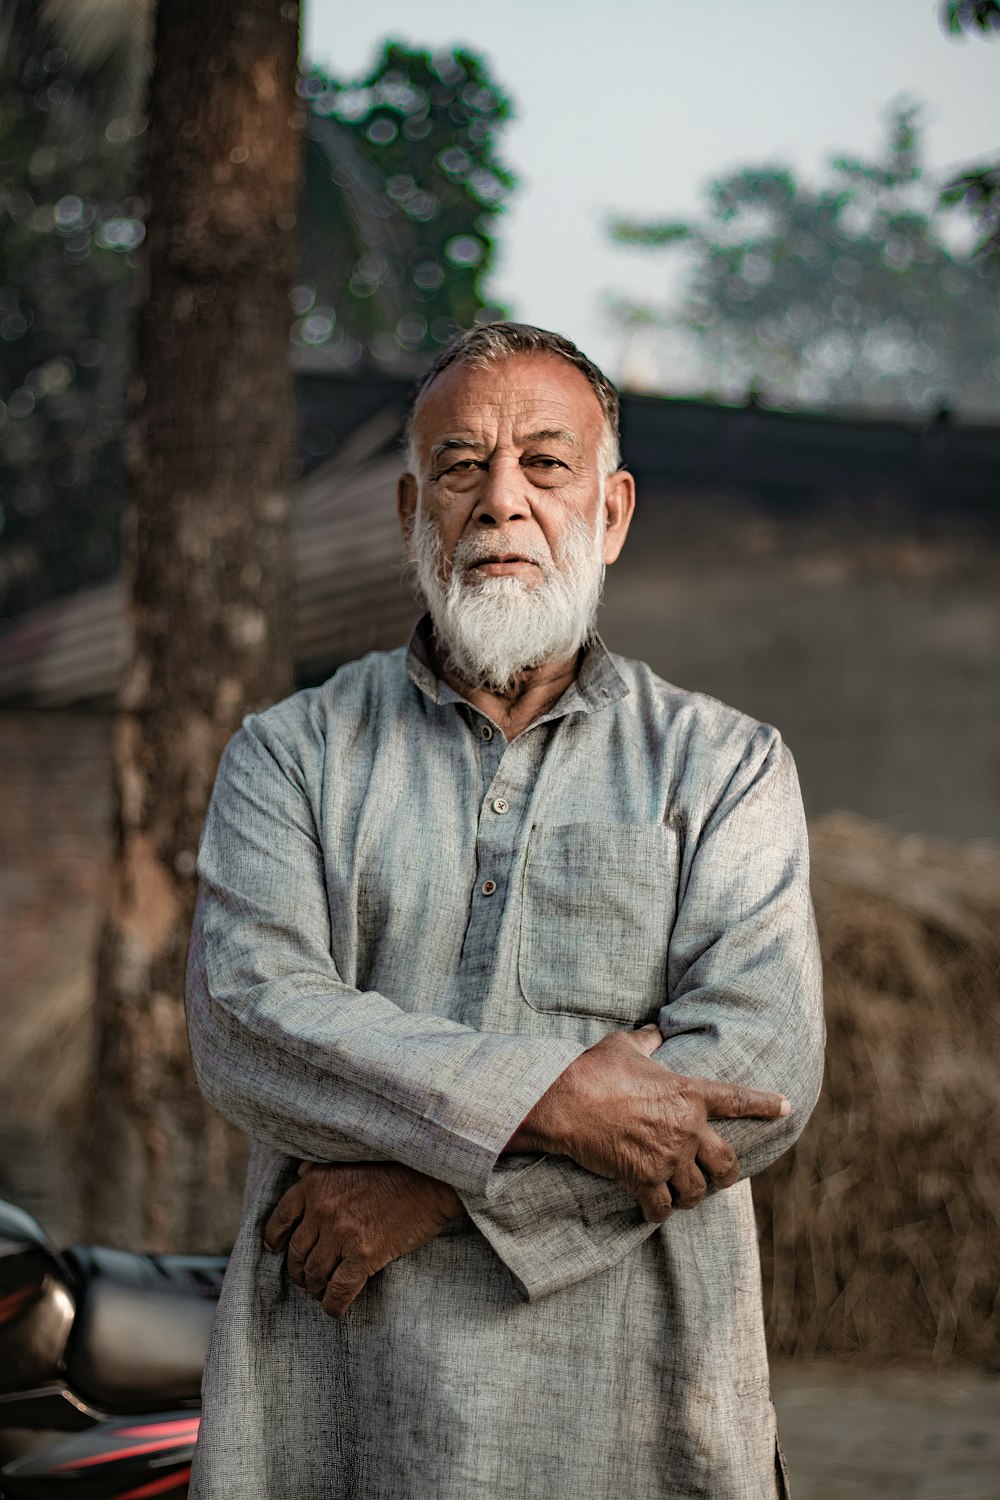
[{"x1": 185, "y1": 322, "x2": 825, "y2": 1500}]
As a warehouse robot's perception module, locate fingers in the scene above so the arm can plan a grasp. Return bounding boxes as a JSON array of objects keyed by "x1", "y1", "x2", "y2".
[
  {"x1": 303, "y1": 1237, "x2": 339, "y2": 1299},
  {"x1": 636, "y1": 1181, "x2": 673, "y2": 1224},
  {"x1": 625, "y1": 1023, "x2": 664, "y2": 1059},
  {"x1": 263, "y1": 1182, "x2": 304, "y2": 1253},
  {"x1": 668, "y1": 1159, "x2": 707, "y2": 1211},
  {"x1": 695, "y1": 1128, "x2": 740, "y2": 1190},
  {"x1": 286, "y1": 1222, "x2": 319, "y2": 1289},
  {"x1": 694, "y1": 1078, "x2": 790, "y2": 1121},
  {"x1": 321, "y1": 1259, "x2": 370, "y2": 1319}
]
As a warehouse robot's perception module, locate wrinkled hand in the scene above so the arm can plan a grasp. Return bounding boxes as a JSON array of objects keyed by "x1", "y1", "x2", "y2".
[
  {"x1": 511, "y1": 1024, "x2": 789, "y2": 1224},
  {"x1": 264, "y1": 1162, "x2": 461, "y2": 1318}
]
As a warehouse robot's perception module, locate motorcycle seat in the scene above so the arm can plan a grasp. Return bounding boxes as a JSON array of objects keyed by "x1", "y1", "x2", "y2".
[{"x1": 61, "y1": 1244, "x2": 227, "y2": 1412}]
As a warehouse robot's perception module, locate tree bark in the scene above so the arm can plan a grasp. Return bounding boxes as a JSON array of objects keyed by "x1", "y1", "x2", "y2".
[{"x1": 87, "y1": 0, "x2": 302, "y2": 1250}]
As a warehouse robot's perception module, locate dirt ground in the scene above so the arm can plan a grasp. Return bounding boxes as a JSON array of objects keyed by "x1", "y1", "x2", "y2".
[{"x1": 771, "y1": 1361, "x2": 1000, "y2": 1500}]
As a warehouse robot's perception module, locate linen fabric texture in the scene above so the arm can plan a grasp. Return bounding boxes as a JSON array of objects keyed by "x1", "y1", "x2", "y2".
[{"x1": 185, "y1": 618, "x2": 824, "y2": 1500}]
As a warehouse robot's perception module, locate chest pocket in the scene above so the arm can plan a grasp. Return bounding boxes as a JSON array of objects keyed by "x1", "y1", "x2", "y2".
[{"x1": 517, "y1": 822, "x2": 678, "y2": 1022}]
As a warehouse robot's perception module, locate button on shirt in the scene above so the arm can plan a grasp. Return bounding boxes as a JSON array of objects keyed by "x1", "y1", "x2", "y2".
[{"x1": 186, "y1": 614, "x2": 824, "y2": 1500}]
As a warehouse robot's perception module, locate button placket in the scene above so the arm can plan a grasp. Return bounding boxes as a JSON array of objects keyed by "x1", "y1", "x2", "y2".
[
  {"x1": 456, "y1": 727, "x2": 548, "y2": 999},
  {"x1": 472, "y1": 737, "x2": 521, "y2": 910},
  {"x1": 475, "y1": 718, "x2": 505, "y2": 790}
]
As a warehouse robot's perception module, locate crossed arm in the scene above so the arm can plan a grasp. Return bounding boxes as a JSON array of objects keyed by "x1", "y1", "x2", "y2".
[
  {"x1": 263, "y1": 1023, "x2": 791, "y2": 1316},
  {"x1": 187, "y1": 713, "x2": 824, "y2": 1319}
]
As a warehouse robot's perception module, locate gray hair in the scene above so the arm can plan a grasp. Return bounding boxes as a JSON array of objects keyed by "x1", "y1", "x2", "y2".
[{"x1": 404, "y1": 321, "x2": 623, "y2": 475}]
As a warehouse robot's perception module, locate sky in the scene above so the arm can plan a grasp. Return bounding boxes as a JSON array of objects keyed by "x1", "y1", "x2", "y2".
[{"x1": 303, "y1": 0, "x2": 1000, "y2": 382}]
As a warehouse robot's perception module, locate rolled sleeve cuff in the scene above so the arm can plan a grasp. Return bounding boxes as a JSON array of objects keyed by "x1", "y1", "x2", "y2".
[
  {"x1": 461, "y1": 1156, "x2": 651, "y2": 1299},
  {"x1": 379, "y1": 1035, "x2": 587, "y2": 1196}
]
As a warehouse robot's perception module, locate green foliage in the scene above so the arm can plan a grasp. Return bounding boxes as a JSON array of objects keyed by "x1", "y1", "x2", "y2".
[
  {"x1": 0, "y1": 33, "x2": 515, "y2": 618},
  {"x1": 941, "y1": 0, "x2": 1000, "y2": 36},
  {"x1": 939, "y1": 0, "x2": 1000, "y2": 258},
  {"x1": 941, "y1": 163, "x2": 1000, "y2": 257},
  {"x1": 609, "y1": 105, "x2": 1000, "y2": 417},
  {"x1": 0, "y1": 29, "x2": 143, "y2": 618},
  {"x1": 297, "y1": 43, "x2": 515, "y2": 365}
]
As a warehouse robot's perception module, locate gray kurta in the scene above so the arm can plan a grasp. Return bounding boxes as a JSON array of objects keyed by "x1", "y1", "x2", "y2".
[{"x1": 185, "y1": 619, "x2": 825, "y2": 1500}]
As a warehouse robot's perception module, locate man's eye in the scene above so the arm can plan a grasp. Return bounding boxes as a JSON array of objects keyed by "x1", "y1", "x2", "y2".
[
  {"x1": 443, "y1": 459, "x2": 482, "y2": 475},
  {"x1": 526, "y1": 457, "x2": 569, "y2": 478},
  {"x1": 433, "y1": 460, "x2": 482, "y2": 483}
]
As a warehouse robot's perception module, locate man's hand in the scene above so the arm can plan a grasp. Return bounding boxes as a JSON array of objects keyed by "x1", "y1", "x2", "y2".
[
  {"x1": 263, "y1": 1162, "x2": 461, "y2": 1318},
  {"x1": 509, "y1": 1024, "x2": 789, "y2": 1224}
]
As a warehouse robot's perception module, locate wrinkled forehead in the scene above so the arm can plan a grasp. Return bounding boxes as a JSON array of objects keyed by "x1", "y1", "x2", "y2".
[{"x1": 409, "y1": 352, "x2": 607, "y2": 462}]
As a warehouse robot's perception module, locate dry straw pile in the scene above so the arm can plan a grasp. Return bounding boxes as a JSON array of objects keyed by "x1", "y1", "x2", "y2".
[{"x1": 755, "y1": 813, "x2": 1000, "y2": 1368}]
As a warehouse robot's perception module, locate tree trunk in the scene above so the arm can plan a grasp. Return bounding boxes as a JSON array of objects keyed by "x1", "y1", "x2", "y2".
[{"x1": 87, "y1": 0, "x2": 302, "y2": 1251}]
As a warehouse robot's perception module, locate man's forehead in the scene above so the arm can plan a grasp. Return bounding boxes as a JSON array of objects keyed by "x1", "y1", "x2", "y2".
[{"x1": 412, "y1": 352, "x2": 605, "y2": 447}]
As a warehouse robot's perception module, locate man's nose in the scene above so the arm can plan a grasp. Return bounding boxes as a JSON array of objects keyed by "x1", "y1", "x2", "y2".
[{"x1": 472, "y1": 459, "x2": 530, "y2": 527}]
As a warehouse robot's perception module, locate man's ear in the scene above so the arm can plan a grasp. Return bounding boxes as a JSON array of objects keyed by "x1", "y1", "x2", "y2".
[
  {"x1": 397, "y1": 472, "x2": 418, "y2": 545},
  {"x1": 602, "y1": 469, "x2": 636, "y2": 566}
]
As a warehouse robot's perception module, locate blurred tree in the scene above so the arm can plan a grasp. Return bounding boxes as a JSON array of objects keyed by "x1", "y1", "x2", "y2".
[
  {"x1": 939, "y1": 0, "x2": 1000, "y2": 258},
  {"x1": 0, "y1": 22, "x2": 514, "y2": 618},
  {"x1": 609, "y1": 104, "x2": 1000, "y2": 416},
  {"x1": 297, "y1": 44, "x2": 514, "y2": 367},
  {"x1": 0, "y1": 2, "x2": 148, "y2": 617},
  {"x1": 942, "y1": 0, "x2": 1000, "y2": 37},
  {"x1": 85, "y1": 0, "x2": 303, "y2": 1251}
]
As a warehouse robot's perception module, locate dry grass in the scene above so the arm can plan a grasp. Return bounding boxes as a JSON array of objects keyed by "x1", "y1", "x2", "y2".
[{"x1": 756, "y1": 813, "x2": 1000, "y2": 1368}]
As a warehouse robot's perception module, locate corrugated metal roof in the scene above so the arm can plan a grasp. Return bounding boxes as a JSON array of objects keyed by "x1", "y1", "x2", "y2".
[{"x1": 0, "y1": 410, "x2": 418, "y2": 707}]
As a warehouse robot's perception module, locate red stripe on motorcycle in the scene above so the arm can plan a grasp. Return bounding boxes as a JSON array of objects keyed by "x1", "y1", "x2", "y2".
[
  {"x1": 113, "y1": 1464, "x2": 192, "y2": 1499},
  {"x1": 118, "y1": 1418, "x2": 201, "y2": 1440},
  {"x1": 54, "y1": 1435, "x2": 195, "y2": 1469},
  {"x1": 0, "y1": 1284, "x2": 36, "y2": 1322}
]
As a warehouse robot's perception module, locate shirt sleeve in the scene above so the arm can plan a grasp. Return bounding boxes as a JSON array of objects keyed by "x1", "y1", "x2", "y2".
[
  {"x1": 459, "y1": 726, "x2": 825, "y2": 1300},
  {"x1": 185, "y1": 715, "x2": 584, "y2": 1198}
]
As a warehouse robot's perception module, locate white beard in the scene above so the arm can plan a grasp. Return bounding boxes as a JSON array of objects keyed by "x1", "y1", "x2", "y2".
[{"x1": 409, "y1": 507, "x2": 607, "y2": 693}]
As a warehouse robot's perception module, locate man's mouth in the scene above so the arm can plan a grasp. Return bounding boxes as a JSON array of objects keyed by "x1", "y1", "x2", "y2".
[{"x1": 468, "y1": 554, "x2": 539, "y2": 573}]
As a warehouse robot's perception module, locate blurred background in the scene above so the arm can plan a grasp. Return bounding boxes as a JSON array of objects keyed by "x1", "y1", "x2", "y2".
[{"x1": 0, "y1": 3, "x2": 998, "y2": 1494}]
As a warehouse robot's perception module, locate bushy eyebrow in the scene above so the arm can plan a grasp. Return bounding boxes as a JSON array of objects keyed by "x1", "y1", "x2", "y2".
[
  {"x1": 429, "y1": 428, "x2": 580, "y2": 464},
  {"x1": 430, "y1": 437, "x2": 482, "y2": 463},
  {"x1": 519, "y1": 428, "x2": 579, "y2": 448}
]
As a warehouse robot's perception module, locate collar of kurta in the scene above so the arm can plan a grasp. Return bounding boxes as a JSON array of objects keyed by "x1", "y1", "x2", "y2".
[{"x1": 405, "y1": 612, "x2": 630, "y2": 722}]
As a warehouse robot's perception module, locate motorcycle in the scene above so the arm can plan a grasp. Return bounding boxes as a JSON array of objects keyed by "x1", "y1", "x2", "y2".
[{"x1": 0, "y1": 1200, "x2": 225, "y2": 1499}]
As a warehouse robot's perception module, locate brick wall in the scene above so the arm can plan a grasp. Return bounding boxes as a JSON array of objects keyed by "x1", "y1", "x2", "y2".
[
  {"x1": 0, "y1": 711, "x2": 112, "y2": 1007},
  {"x1": 0, "y1": 712, "x2": 112, "y2": 1241}
]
